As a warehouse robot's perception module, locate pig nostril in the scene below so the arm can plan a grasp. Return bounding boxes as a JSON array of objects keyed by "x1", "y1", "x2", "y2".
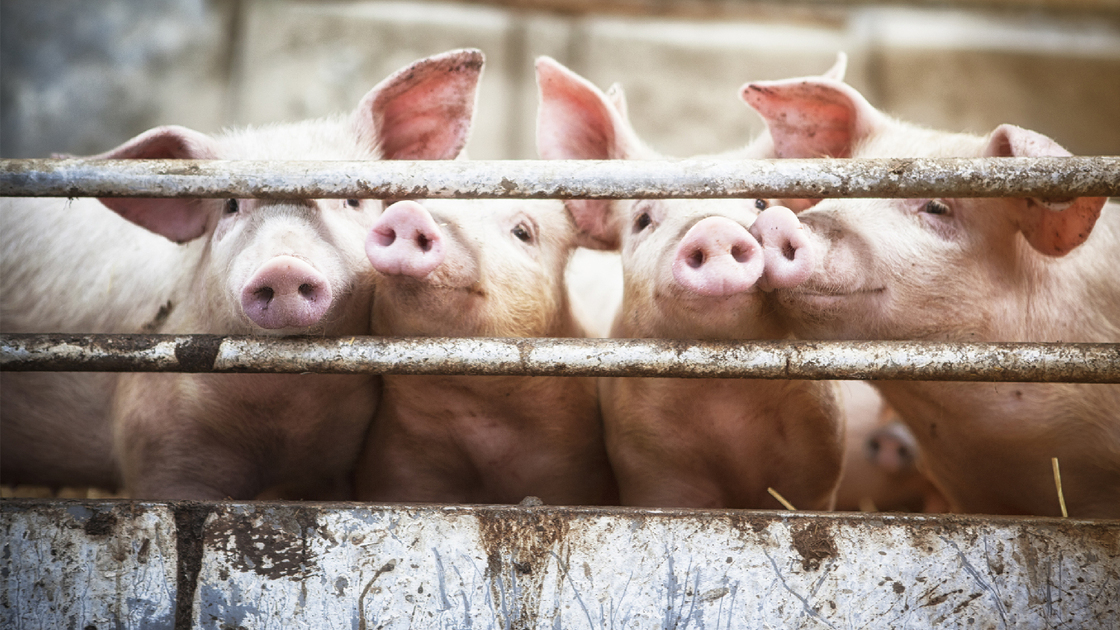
[
  {"x1": 375, "y1": 229, "x2": 397, "y2": 248},
  {"x1": 783, "y1": 242, "x2": 796, "y2": 261},
  {"x1": 417, "y1": 233, "x2": 432, "y2": 252},
  {"x1": 255, "y1": 287, "x2": 274, "y2": 303},
  {"x1": 687, "y1": 249, "x2": 705, "y2": 269},
  {"x1": 731, "y1": 245, "x2": 751, "y2": 264},
  {"x1": 298, "y1": 283, "x2": 316, "y2": 299},
  {"x1": 868, "y1": 438, "x2": 881, "y2": 454}
]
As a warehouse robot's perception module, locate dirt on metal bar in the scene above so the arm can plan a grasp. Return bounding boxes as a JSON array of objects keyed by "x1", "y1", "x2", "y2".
[
  {"x1": 2, "y1": 333, "x2": 1118, "y2": 382},
  {"x1": 2, "y1": 157, "x2": 1118, "y2": 199}
]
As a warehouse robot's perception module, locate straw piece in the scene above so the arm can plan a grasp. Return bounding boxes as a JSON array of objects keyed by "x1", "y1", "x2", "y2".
[
  {"x1": 1052, "y1": 457, "x2": 1068, "y2": 518},
  {"x1": 768, "y1": 487, "x2": 797, "y2": 511}
]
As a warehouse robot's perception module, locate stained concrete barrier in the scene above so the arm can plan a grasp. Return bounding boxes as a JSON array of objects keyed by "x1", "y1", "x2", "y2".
[{"x1": 2, "y1": 500, "x2": 1118, "y2": 628}]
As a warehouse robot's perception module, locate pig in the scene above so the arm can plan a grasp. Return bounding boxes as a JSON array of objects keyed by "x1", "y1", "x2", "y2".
[
  {"x1": 833, "y1": 381, "x2": 949, "y2": 513},
  {"x1": 740, "y1": 73, "x2": 1120, "y2": 517},
  {"x1": 0, "y1": 49, "x2": 484, "y2": 499},
  {"x1": 534, "y1": 56, "x2": 845, "y2": 510},
  {"x1": 352, "y1": 198, "x2": 618, "y2": 505}
]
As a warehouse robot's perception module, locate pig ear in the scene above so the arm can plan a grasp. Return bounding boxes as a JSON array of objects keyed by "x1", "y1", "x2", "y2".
[
  {"x1": 355, "y1": 48, "x2": 484, "y2": 160},
  {"x1": 985, "y1": 124, "x2": 1106, "y2": 256},
  {"x1": 740, "y1": 76, "x2": 885, "y2": 159},
  {"x1": 92, "y1": 125, "x2": 219, "y2": 243},
  {"x1": 536, "y1": 56, "x2": 644, "y2": 250}
]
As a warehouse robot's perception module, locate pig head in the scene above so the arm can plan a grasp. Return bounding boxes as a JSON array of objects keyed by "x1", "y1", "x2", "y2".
[{"x1": 741, "y1": 73, "x2": 1120, "y2": 516}]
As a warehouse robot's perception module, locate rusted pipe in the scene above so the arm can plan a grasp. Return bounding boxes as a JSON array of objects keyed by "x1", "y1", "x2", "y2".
[
  {"x1": 2, "y1": 334, "x2": 1117, "y2": 382},
  {"x1": 2, "y1": 157, "x2": 1117, "y2": 199}
]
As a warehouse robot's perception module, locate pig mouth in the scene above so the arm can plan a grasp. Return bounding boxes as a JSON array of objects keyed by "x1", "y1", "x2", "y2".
[{"x1": 786, "y1": 284, "x2": 885, "y2": 306}]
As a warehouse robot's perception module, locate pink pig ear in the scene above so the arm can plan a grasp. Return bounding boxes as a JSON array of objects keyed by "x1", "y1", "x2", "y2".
[
  {"x1": 93, "y1": 125, "x2": 219, "y2": 243},
  {"x1": 356, "y1": 48, "x2": 484, "y2": 160},
  {"x1": 535, "y1": 56, "x2": 646, "y2": 250},
  {"x1": 985, "y1": 124, "x2": 1106, "y2": 257},
  {"x1": 740, "y1": 75, "x2": 885, "y2": 159}
]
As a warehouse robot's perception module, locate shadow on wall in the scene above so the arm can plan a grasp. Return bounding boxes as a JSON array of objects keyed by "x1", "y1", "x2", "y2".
[{"x1": 2, "y1": 0, "x2": 1119, "y2": 160}]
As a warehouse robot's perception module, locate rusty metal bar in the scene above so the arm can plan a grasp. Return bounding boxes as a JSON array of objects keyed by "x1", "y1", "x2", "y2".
[
  {"x1": 2, "y1": 157, "x2": 1118, "y2": 200},
  {"x1": 453, "y1": 0, "x2": 1120, "y2": 18},
  {"x1": 2, "y1": 334, "x2": 1117, "y2": 382}
]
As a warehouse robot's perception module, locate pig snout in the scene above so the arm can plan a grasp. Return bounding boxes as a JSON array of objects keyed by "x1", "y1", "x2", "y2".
[
  {"x1": 749, "y1": 206, "x2": 816, "y2": 291},
  {"x1": 672, "y1": 217, "x2": 764, "y2": 297},
  {"x1": 866, "y1": 422, "x2": 917, "y2": 474},
  {"x1": 366, "y1": 200, "x2": 445, "y2": 278},
  {"x1": 240, "y1": 256, "x2": 333, "y2": 329}
]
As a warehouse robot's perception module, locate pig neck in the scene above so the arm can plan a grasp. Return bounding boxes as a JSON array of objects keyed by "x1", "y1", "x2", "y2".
[
  {"x1": 605, "y1": 290, "x2": 841, "y2": 509},
  {"x1": 602, "y1": 374, "x2": 842, "y2": 510},
  {"x1": 369, "y1": 306, "x2": 611, "y2": 504}
]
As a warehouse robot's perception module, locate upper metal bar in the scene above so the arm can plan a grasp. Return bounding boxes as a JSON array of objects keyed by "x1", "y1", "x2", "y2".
[
  {"x1": 2, "y1": 334, "x2": 1117, "y2": 382},
  {"x1": 2, "y1": 157, "x2": 1117, "y2": 200}
]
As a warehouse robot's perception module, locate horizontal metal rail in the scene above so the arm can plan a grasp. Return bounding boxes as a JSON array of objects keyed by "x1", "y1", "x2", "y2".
[
  {"x1": 2, "y1": 334, "x2": 1117, "y2": 382},
  {"x1": 2, "y1": 157, "x2": 1118, "y2": 200},
  {"x1": 458, "y1": 0, "x2": 1120, "y2": 18}
]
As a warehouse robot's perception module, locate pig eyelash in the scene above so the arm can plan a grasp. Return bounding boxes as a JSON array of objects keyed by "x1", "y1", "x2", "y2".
[
  {"x1": 923, "y1": 200, "x2": 952, "y2": 216},
  {"x1": 511, "y1": 222, "x2": 535, "y2": 244},
  {"x1": 225, "y1": 199, "x2": 239, "y2": 214},
  {"x1": 634, "y1": 212, "x2": 653, "y2": 232}
]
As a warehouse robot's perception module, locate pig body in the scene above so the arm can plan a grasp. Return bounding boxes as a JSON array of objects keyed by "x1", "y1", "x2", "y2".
[
  {"x1": 354, "y1": 199, "x2": 617, "y2": 505},
  {"x1": 1, "y1": 50, "x2": 484, "y2": 499},
  {"x1": 1, "y1": 196, "x2": 187, "y2": 490},
  {"x1": 535, "y1": 57, "x2": 844, "y2": 509},
  {"x1": 742, "y1": 75, "x2": 1120, "y2": 517}
]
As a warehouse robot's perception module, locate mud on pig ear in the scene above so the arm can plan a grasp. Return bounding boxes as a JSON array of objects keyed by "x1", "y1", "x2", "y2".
[
  {"x1": 985, "y1": 124, "x2": 1106, "y2": 257},
  {"x1": 739, "y1": 73, "x2": 887, "y2": 160},
  {"x1": 92, "y1": 125, "x2": 220, "y2": 243}
]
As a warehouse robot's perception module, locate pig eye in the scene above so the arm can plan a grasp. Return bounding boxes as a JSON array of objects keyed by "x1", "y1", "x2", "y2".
[
  {"x1": 635, "y1": 212, "x2": 652, "y2": 231},
  {"x1": 754, "y1": 199, "x2": 769, "y2": 211},
  {"x1": 923, "y1": 200, "x2": 951, "y2": 216},
  {"x1": 346, "y1": 199, "x2": 361, "y2": 208},
  {"x1": 512, "y1": 223, "x2": 533, "y2": 244},
  {"x1": 224, "y1": 199, "x2": 239, "y2": 214}
]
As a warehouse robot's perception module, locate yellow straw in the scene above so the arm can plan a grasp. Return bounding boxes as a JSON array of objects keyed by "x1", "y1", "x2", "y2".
[
  {"x1": 768, "y1": 487, "x2": 797, "y2": 511},
  {"x1": 1052, "y1": 457, "x2": 1068, "y2": 518}
]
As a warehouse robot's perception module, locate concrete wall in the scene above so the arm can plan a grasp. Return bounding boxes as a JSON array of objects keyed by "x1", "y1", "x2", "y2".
[{"x1": 3, "y1": 1, "x2": 1118, "y2": 161}]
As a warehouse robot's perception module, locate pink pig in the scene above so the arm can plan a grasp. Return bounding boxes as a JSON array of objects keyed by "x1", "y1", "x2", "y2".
[
  {"x1": 353, "y1": 198, "x2": 618, "y2": 505},
  {"x1": 833, "y1": 382, "x2": 949, "y2": 513},
  {"x1": 0, "y1": 49, "x2": 484, "y2": 499},
  {"x1": 741, "y1": 73, "x2": 1119, "y2": 517},
  {"x1": 534, "y1": 57, "x2": 845, "y2": 510}
]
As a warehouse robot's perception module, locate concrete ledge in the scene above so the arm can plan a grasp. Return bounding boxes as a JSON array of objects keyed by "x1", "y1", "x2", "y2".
[{"x1": 2, "y1": 500, "x2": 1117, "y2": 628}]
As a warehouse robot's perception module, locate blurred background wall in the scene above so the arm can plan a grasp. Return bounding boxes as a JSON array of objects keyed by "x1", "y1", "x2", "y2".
[{"x1": 3, "y1": 0, "x2": 1118, "y2": 161}]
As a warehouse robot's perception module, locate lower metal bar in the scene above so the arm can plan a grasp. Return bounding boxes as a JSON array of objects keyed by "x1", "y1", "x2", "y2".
[{"x1": 2, "y1": 334, "x2": 1117, "y2": 382}]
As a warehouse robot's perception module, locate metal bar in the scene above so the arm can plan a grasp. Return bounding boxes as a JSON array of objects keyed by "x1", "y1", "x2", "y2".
[
  {"x1": 453, "y1": 0, "x2": 1120, "y2": 19},
  {"x1": 2, "y1": 334, "x2": 1117, "y2": 382},
  {"x1": 2, "y1": 157, "x2": 1117, "y2": 200}
]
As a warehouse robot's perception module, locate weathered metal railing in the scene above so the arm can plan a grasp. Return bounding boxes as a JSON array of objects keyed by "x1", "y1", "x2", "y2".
[
  {"x1": 2, "y1": 157, "x2": 1117, "y2": 383},
  {"x1": 2, "y1": 334, "x2": 1119, "y2": 382},
  {"x1": 2, "y1": 156, "x2": 1119, "y2": 199}
]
